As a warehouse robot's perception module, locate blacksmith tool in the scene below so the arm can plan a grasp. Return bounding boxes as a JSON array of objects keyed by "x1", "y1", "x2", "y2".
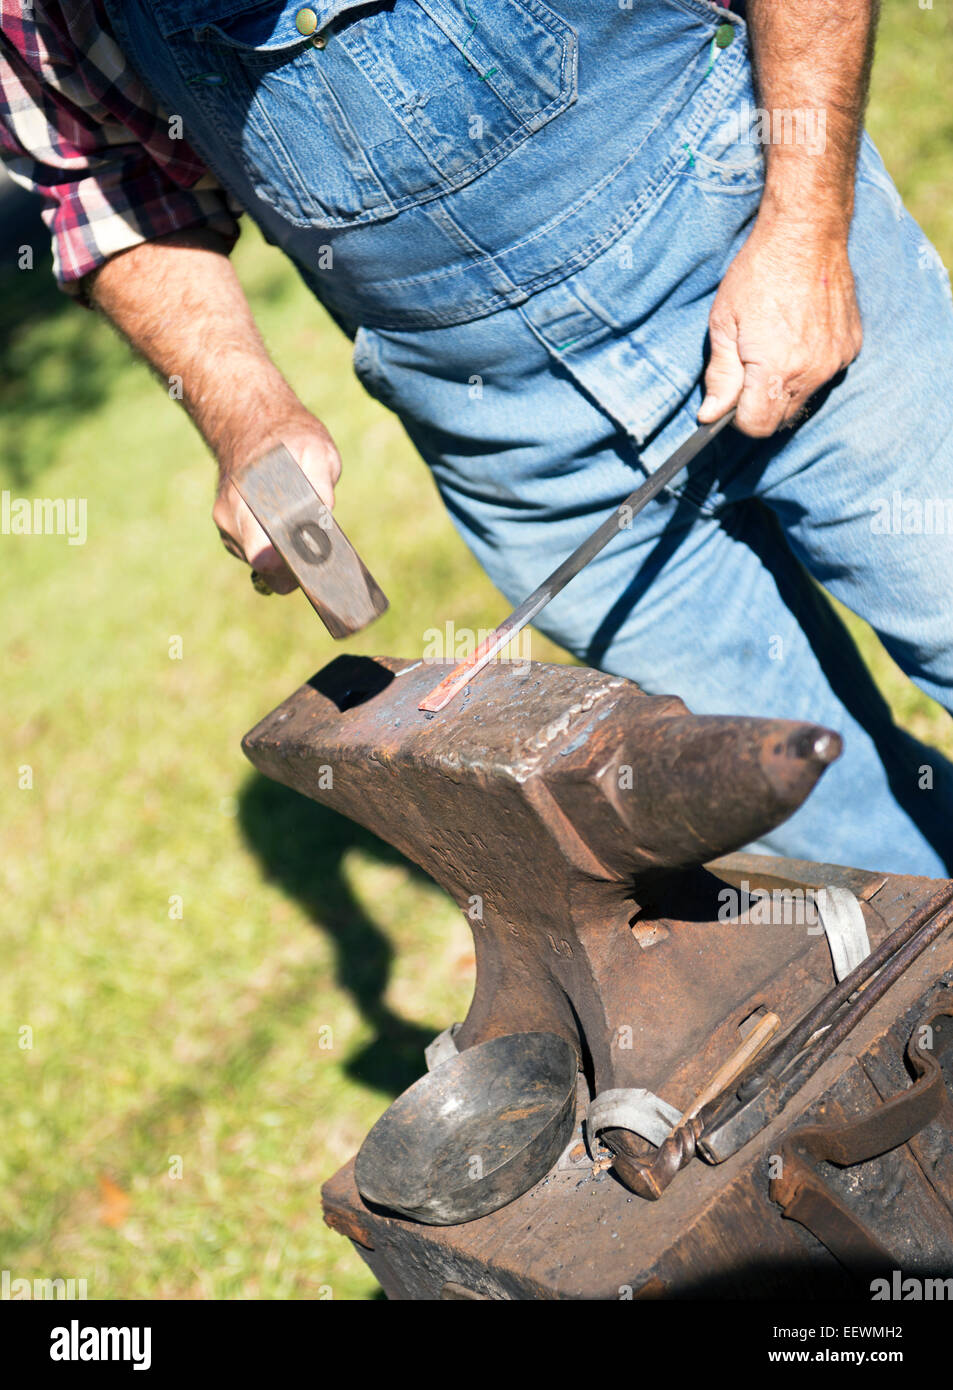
[
  {"x1": 233, "y1": 444, "x2": 388, "y2": 638},
  {"x1": 418, "y1": 411, "x2": 735, "y2": 712},
  {"x1": 609, "y1": 885, "x2": 953, "y2": 1192},
  {"x1": 601, "y1": 1010, "x2": 782, "y2": 1200},
  {"x1": 698, "y1": 879, "x2": 953, "y2": 1162}
]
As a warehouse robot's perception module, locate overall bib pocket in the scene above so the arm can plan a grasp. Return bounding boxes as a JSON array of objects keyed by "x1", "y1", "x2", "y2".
[{"x1": 151, "y1": 0, "x2": 578, "y2": 228}]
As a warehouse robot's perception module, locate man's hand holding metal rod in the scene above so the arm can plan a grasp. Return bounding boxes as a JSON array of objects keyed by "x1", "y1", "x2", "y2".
[{"x1": 697, "y1": 0, "x2": 870, "y2": 435}]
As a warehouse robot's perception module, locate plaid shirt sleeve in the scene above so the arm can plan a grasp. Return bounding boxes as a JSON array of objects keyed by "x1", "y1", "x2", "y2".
[{"x1": 0, "y1": 0, "x2": 242, "y2": 298}]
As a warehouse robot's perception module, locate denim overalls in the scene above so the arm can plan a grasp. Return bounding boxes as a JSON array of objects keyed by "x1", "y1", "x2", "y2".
[{"x1": 105, "y1": 0, "x2": 953, "y2": 873}]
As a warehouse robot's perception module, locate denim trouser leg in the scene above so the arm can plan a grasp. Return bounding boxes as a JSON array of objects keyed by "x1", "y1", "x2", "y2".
[{"x1": 354, "y1": 138, "x2": 953, "y2": 878}]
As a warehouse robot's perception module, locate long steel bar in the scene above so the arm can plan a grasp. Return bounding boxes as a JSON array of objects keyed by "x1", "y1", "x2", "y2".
[
  {"x1": 418, "y1": 411, "x2": 736, "y2": 712},
  {"x1": 777, "y1": 897, "x2": 953, "y2": 1094},
  {"x1": 699, "y1": 890, "x2": 953, "y2": 1160},
  {"x1": 741, "y1": 880, "x2": 953, "y2": 1094}
]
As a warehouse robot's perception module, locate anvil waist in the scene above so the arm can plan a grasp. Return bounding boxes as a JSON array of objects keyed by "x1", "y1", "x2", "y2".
[{"x1": 106, "y1": 0, "x2": 753, "y2": 333}]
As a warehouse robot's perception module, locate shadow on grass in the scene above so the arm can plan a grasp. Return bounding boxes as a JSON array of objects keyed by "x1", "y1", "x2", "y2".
[
  {"x1": 238, "y1": 772, "x2": 445, "y2": 1098},
  {"x1": 0, "y1": 185, "x2": 132, "y2": 490}
]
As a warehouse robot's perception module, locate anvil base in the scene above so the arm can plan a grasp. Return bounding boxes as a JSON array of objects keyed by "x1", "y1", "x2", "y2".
[{"x1": 323, "y1": 861, "x2": 953, "y2": 1300}]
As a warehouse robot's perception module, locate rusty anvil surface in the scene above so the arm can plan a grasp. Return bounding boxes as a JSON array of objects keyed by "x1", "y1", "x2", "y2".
[{"x1": 241, "y1": 655, "x2": 884, "y2": 1161}]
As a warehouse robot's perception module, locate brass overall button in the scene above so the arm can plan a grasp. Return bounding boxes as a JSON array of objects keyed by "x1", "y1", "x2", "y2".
[{"x1": 295, "y1": 7, "x2": 318, "y2": 35}]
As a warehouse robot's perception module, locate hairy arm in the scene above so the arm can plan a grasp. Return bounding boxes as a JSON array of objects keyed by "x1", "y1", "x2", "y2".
[
  {"x1": 87, "y1": 228, "x2": 341, "y2": 591},
  {"x1": 697, "y1": 1, "x2": 880, "y2": 435}
]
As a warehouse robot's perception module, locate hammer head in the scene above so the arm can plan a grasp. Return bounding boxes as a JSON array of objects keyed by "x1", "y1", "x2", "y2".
[{"x1": 233, "y1": 445, "x2": 389, "y2": 638}]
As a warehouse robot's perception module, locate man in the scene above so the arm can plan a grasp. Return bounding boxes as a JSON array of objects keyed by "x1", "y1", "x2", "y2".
[{"x1": 2, "y1": 0, "x2": 951, "y2": 873}]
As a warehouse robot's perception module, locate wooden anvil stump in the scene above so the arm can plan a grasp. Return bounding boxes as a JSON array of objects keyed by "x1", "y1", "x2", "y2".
[{"x1": 243, "y1": 656, "x2": 953, "y2": 1298}]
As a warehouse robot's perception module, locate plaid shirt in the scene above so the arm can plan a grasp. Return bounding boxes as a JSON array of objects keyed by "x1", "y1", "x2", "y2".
[{"x1": 0, "y1": 0, "x2": 241, "y2": 295}]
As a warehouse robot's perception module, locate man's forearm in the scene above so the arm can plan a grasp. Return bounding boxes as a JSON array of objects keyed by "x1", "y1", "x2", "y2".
[
  {"x1": 748, "y1": 0, "x2": 880, "y2": 235},
  {"x1": 87, "y1": 230, "x2": 341, "y2": 589},
  {"x1": 87, "y1": 229, "x2": 305, "y2": 469},
  {"x1": 697, "y1": 2, "x2": 876, "y2": 432}
]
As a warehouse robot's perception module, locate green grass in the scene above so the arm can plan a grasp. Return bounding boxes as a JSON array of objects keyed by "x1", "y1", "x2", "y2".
[{"x1": 1, "y1": 0, "x2": 951, "y2": 1301}]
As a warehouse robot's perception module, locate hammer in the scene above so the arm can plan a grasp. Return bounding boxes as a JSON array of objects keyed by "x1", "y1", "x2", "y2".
[{"x1": 233, "y1": 444, "x2": 388, "y2": 638}]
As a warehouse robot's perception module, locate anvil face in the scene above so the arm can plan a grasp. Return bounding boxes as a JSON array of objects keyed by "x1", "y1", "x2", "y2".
[
  {"x1": 243, "y1": 653, "x2": 839, "y2": 877},
  {"x1": 243, "y1": 655, "x2": 845, "y2": 1176}
]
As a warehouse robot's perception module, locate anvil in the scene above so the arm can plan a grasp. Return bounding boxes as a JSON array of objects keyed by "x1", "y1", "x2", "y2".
[
  {"x1": 243, "y1": 654, "x2": 861, "y2": 1188},
  {"x1": 242, "y1": 656, "x2": 953, "y2": 1295}
]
